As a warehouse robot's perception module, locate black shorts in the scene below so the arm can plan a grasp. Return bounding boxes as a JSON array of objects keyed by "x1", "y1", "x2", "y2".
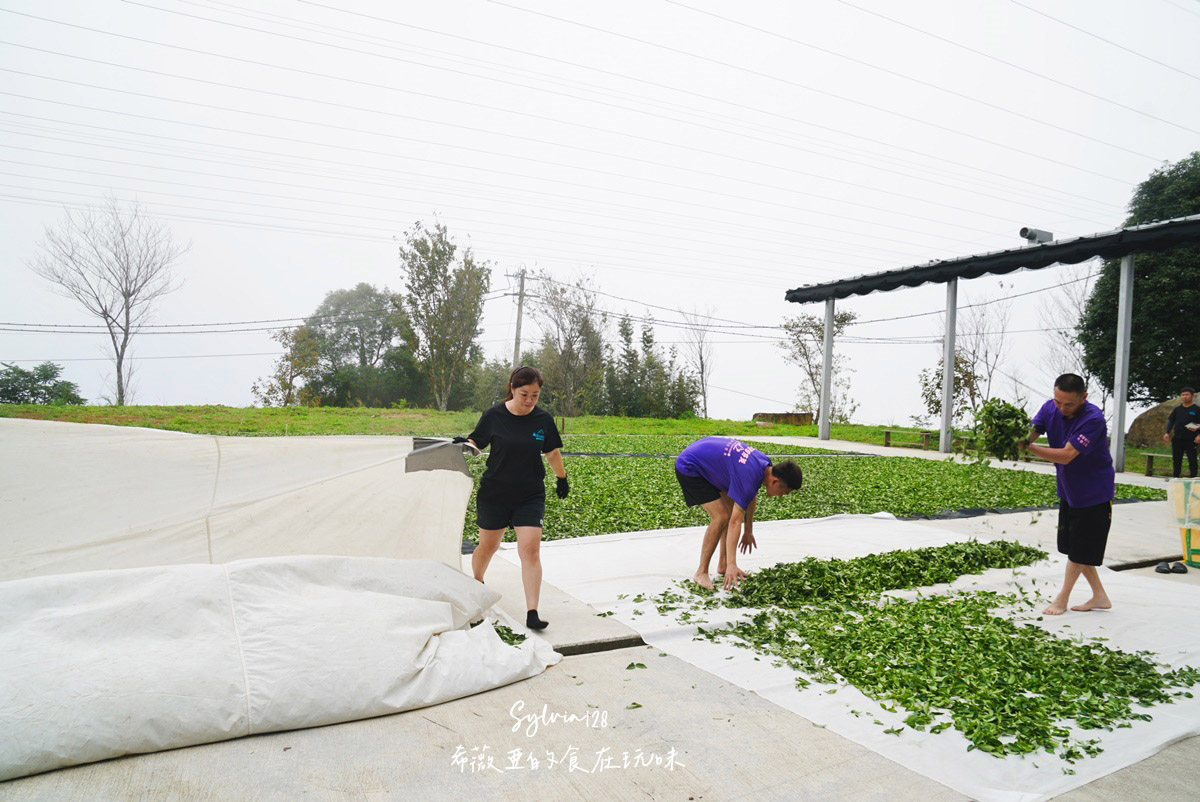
[
  {"x1": 676, "y1": 469, "x2": 722, "y2": 507},
  {"x1": 476, "y1": 493, "x2": 545, "y2": 530},
  {"x1": 1057, "y1": 500, "x2": 1112, "y2": 566}
]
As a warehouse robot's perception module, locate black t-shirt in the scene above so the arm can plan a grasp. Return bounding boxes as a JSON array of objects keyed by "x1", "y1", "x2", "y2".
[
  {"x1": 1167, "y1": 404, "x2": 1200, "y2": 440},
  {"x1": 468, "y1": 403, "x2": 563, "y2": 501}
]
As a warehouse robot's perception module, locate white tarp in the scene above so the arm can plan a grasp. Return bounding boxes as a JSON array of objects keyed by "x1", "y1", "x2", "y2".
[
  {"x1": 0, "y1": 555, "x2": 560, "y2": 781},
  {"x1": 500, "y1": 515, "x2": 1200, "y2": 802},
  {"x1": 0, "y1": 419, "x2": 472, "y2": 580}
]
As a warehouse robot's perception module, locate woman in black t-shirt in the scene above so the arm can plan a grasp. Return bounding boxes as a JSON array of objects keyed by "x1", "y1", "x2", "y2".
[{"x1": 465, "y1": 366, "x2": 567, "y2": 631}]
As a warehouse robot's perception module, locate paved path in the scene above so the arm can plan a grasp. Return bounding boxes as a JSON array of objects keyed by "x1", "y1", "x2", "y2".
[{"x1": 745, "y1": 434, "x2": 1170, "y2": 490}]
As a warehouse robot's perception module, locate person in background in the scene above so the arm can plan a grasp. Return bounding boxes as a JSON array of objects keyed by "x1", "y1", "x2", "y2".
[
  {"x1": 1162, "y1": 386, "x2": 1200, "y2": 479},
  {"x1": 458, "y1": 366, "x2": 567, "y2": 631},
  {"x1": 674, "y1": 436, "x2": 803, "y2": 591},
  {"x1": 1020, "y1": 373, "x2": 1115, "y2": 615}
]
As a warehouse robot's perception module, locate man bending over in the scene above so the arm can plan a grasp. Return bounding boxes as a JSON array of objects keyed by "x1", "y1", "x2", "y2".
[{"x1": 675, "y1": 437, "x2": 803, "y2": 590}]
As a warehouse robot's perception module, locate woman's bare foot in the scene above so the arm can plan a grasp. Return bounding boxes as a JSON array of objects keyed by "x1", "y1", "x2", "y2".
[
  {"x1": 1070, "y1": 596, "x2": 1112, "y2": 612},
  {"x1": 1043, "y1": 599, "x2": 1068, "y2": 615},
  {"x1": 692, "y1": 571, "x2": 714, "y2": 591}
]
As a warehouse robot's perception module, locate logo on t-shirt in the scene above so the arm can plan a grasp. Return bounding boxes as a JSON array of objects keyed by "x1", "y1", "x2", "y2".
[
  {"x1": 1075, "y1": 433, "x2": 1091, "y2": 448},
  {"x1": 532, "y1": 429, "x2": 545, "y2": 442}
]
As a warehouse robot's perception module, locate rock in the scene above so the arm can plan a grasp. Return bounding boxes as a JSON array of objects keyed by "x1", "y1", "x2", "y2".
[{"x1": 1127, "y1": 399, "x2": 1175, "y2": 447}]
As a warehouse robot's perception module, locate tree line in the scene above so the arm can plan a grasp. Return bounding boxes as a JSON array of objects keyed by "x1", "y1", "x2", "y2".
[
  {"x1": 17, "y1": 152, "x2": 1200, "y2": 415},
  {"x1": 250, "y1": 222, "x2": 701, "y2": 418}
]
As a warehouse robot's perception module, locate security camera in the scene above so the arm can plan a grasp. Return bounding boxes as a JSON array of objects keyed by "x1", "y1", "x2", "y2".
[{"x1": 1019, "y1": 227, "x2": 1053, "y2": 244}]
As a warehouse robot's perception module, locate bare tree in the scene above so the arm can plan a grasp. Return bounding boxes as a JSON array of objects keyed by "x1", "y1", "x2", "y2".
[
  {"x1": 777, "y1": 310, "x2": 859, "y2": 424},
  {"x1": 29, "y1": 198, "x2": 187, "y2": 405},
  {"x1": 530, "y1": 272, "x2": 607, "y2": 416},
  {"x1": 957, "y1": 292, "x2": 1012, "y2": 405},
  {"x1": 679, "y1": 307, "x2": 715, "y2": 418},
  {"x1": 1037, "y1": 261, "x2": 1111, "y2": 416}
]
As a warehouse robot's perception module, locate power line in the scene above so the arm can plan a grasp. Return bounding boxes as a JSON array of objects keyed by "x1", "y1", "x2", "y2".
[
  {"x1": 533, "y1": 275, "x2": 786, "y2": 331},
  {"x1": 664, "y1": 0, "x2": 1200, "y2": 141},
  {"x1": 284, "y1": 0, "x2": 1126, "y2": 212},
  {"x1": 0, "y1": 68, "x2": 1026, "y2": 240},
  {"x1": 0, "y1": 90, "x2": 1006, "y2": 251},
  {"x1": 0, "y1": 21, "x2": 1125, "y2": 221},
  {"x1": 0, "y1": 108, "x2": 970, "y2": 258},
  {"x1": 848, "y1": 273, "x2": 1098, "y2": 326},
  {"x1": 0, "y1": 133, "x2": 924, "y2": 265},
  {"x1": 0, "y1": 153, "x2": 894, "y2": 274},
  {"x1": 0, "y1": 296, "x2": 507, "y2": 332},
  {"x1": 835, "y1": 1, "x2": 1200, "y2": 129},
  {"x1": 1157, "y1": 0, "x2": 1200, "y2": 21},
  {"x1": 486, "y1": 0, "x2": 1150, "y2": 180},
  {"x1": 0, "y1": 180, "x2": 864, "y2": 286},
  {"x1": 1008, "y1": 0, "x2": 1200, "y2": 82}
]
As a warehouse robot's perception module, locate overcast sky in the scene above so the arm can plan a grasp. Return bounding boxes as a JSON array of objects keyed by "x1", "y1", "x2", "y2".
[{"x1": 2, "y1": 0, "x2": 1198, "y2": 424}]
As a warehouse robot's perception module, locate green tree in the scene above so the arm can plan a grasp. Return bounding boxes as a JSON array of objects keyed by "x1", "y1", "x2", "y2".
[
  {"x1": 251, "y1": 326, "x2": 321, "y2": 407},
  {"x1": 302, "y1": 283, "x2": 418, "y2": 407},
  {"x1": 606, "y1": 316, "x2": 641, "y2": 416},
  {"x1": 917, "y1": 349, "x2": 984, "y2": 427},
  {"x1": 399, "y1": 221, "x2": 492, "y2": 411},
  {"x1": 602, "y1": 315, "x2": 697, "y2": 418},
  {"x1": 0, "y1": 362, "x2": 85, "y2": 405},
  {"x1": 1079, "y1": 152, "x2": 1200, "y2": 402},
  {"x1": 307, "y1": 283, "x2": 409, "y2": 371}
]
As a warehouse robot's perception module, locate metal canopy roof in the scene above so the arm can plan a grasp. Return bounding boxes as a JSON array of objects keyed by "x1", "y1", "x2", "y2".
[{"x1": 783, "y1": 214, "x2": 1200, "y2": 304}]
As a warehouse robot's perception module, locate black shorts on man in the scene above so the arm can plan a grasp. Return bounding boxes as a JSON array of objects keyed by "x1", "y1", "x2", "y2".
[
  {"x1": 1056, "y1": 500, "x2": 1112, "y2": 566},
  {"x1": 676, "y1": 468, "x2": 722, "y2": 507}
]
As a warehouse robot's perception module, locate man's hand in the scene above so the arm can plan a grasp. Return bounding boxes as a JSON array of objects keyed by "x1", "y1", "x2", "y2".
[
  {"x1": 739, "y1": 532, "x2": 756, "y2": 554},
  {"x1": 1164, "y1": 433, "x2": 1172, "y2": 444},
  {"x1": 1018, "y1": 437, "x2": 1030, "y2": 453},
  {"x1": 722, "y1": 565, "x2": 748, "y2": 590},
  {"x1": 555, "y1": 476, "x2": 569, "y2": 499}
]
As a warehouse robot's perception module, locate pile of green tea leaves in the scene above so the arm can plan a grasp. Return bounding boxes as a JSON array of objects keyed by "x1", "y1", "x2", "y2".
[
  {"x1": 646, "y1": 540, "x2": 1199, "y2": 764},
  {"x1": 461, "y1": 436, "x2": 1164, "y2": 542},
  {"x1": 711, "y1": 593, "x2": 1198, "y2": 761},
  {"x1": 728, "y1": 540, "x2": 1047, "y2": 608}
]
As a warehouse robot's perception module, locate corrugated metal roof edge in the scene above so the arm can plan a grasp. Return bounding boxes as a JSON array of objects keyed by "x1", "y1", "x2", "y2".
[{"x1": 783, "y1": 214, "x2": 1200, "y2": 304}]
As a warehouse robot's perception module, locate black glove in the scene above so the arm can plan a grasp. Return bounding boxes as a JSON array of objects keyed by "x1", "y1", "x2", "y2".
[
  {"x1": 451, "y1": 436, "x2": 469, "y2": 444},
  {"x1": 556, "y1": 476, "x2": 569, "y2": 499}
]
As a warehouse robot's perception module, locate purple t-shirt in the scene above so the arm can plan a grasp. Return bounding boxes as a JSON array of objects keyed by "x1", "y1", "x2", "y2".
[
  {"x1": 1031, "y1": 399, "x2": 1114, "y2": 508},
  {"x1": 675, "y1": 437, "x2": 772, "y2": 510}
]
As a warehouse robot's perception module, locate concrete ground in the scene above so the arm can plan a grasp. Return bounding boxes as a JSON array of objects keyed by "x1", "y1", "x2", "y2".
[
  {"x1": 0, "y1": 644, "x2": 962, "y2": 802},
  {"x1": 3, "y1": 437, "x2": 1197, "y2": 801}
]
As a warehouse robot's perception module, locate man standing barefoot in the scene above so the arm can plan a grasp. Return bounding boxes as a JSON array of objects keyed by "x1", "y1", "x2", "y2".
[
  {"x1": 675, "y1": 437, "x2": 803, "y2": 590},
  {"x1": 1020, "y1": 373, "x2": 1115, "y2": 615}
]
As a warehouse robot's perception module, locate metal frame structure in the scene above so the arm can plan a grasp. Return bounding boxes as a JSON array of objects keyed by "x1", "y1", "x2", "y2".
[{"x1": 784, "y1": 214, "x2": 1200, "y2": 471}]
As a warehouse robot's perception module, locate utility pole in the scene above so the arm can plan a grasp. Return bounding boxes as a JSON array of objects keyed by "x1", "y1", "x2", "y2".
[{"x1": 511, "y1": 267, "x2": 526, "y2": 369}]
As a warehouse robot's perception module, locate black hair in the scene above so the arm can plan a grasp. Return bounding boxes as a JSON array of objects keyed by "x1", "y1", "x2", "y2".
[
  {"x1": 1183, "y1": 387, "x2": 1196, "y2": 394},
  {"x1": 1054, "y1": 373, "x2": 1086, "y2": 395},
  {"x1": 505, "y1": 366, "x2": 544, "y2": 401},
  {"x1": 773, "y1": 460, "x2": 803, "y2": 491}
]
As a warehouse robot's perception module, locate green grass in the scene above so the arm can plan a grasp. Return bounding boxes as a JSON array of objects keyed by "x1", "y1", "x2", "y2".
[
  {"x1": 4, "y1": 404, "x2": 1160, "y2": 472},
  {"x1": 0, "y1": 405, "x2": 819, "y2": 437},
  {"x1": 464, "y1": 436, "x2": 1165, "y2": 542}
]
